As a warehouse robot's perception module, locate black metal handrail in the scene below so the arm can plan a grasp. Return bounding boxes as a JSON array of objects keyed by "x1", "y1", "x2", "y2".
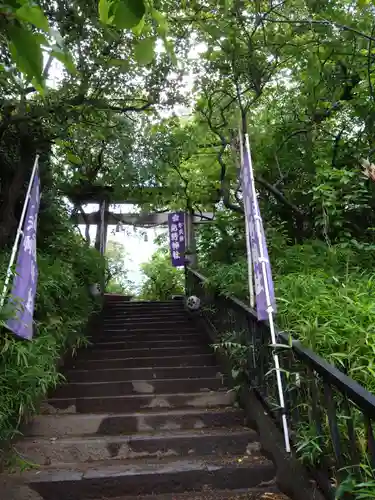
[{"x1": 186, "y1": 266, "x2": 375, "y2": 495}]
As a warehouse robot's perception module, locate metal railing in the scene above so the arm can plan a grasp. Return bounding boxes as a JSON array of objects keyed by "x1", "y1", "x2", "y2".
[{"x1": 186, "y1": 267, "x2": 375, "y2": 497}]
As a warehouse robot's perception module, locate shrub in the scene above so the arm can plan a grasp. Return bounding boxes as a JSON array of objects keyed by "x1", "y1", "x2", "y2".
[
  {"x1": 201, "y1": 240, "x2": 375, "y2": 393},
  {"x1": 139, "y1": 250, "x2": 184, "y2": 301},
  {"x1": 0, "y1": 203, "x2": 104, "y2": 444}
]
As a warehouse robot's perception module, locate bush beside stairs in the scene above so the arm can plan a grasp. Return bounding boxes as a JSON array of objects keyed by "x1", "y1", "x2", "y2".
[{"x1": 2, "y1": 295, "x2": 291, "y2": 500}]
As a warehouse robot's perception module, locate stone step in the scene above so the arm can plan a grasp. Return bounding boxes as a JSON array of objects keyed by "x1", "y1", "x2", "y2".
[
  {"x1": 102, "y1": 312, "x2": 186, "y2": 319},
  {"x1": 22, "y1": 455, "x2": 276, "y2": 499},
  {"x1": 71, "y1": 353, "x2": 217, "y2": 370},
  {"x1": 66, "y1": 366, "x2": 221, "y2": 383},
  {"x1": 92, "y1": 489, "x2": 289, "y2": 500},
  {"x1": 16, "y1": 428, "x2": 258, "y2": 466},
  {"x1": 77, "y1": 346, "x2": 211, "y2": 361},
  {"x1": 27, "y1": 408, "x2": 245, "y2": 438},
  {"x1": 52, "y1": 377, "x2": 225, "y2": 399},
  {"x1": 102, "y1": 316, "x2": 189, "y2": 322},
  {"x1": 99, "y1": 323, "x2": 192, "y2": 330},
  {"x1": 104, "y1": 298, "x2": 181, "y2": 302},
  {"x1": 93, "y1": 327, "x2": 198, "y2": 335},
  {"x1": 93, "y1": 332, "x2": 203, "y2": 343},
  {"x1": 45, "y1": 390, "x2": 235, "y2": 414},
  {"x1": 101, "y1": 313, "x2": 189, "y2": 319},
  {"x1": 85, "y1": 339, "x2": 205, "y2": 351},
  {"x1": 103, "y1": 305, "x2": 185, "y2": 313},
  {"x1": 98, "y1": 322, "x2": 195, "y2": 329}
]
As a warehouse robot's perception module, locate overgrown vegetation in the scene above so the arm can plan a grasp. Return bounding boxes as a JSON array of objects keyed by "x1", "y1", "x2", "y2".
[
  {"x1": 139, "y1": 247, "x2": 184, "y2": 301},
  {"x1": 197, "y1": 218, "x2": 375, "y2": 393},
  {"x1": 3, "y1": 0, "x2": 375, "y2": 495},
  {"x1": 0, "y1": 199, "x2": 104, "y2": 445},
  {"x1": 195, "y1": 214, "x2": 375, "y2": 496},
  {"x1": 105, "y1": 240, "x2": 133, "y2": 295}
]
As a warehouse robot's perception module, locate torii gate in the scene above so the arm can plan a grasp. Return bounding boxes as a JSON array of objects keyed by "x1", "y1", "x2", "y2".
[{"x1": 70, "y1": 202, "x2": 214, "y2": 269}]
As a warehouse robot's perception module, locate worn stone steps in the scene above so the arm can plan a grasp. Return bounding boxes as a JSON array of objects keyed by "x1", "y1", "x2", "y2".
[
  {"x1": 94, "y1": 331, "x2": 202, "y2": 341},
  {"x1": 101, "y1": 312, "x2": 189, "y2": 319},
  {"x1": 84, "y1": 338, "x2": 205, "y2": 350},
  {"x1": 3, "y1": 297, "x2": 290, "y2": 500},
  {"x1": 71, "y1": 353, "x2": 217, "y2": 370},
  {"x1": 65, "y1": 365, "x2": 221, "y2": 383},
  {"x1": 77, "y1": 345, "x2": 212, "y2": 360},
  {"x1": 26, "y1": 408, "x2": 245, "y2": 437},
  {"x1": 97, "y1": 321, "x2": 195, "y2": 335},
  {"x1": 96, "y1": 489, "x2": 288, "y2": 500},
  {"x1": 101, "y1": 316, "x2": 188, "y2": 324},
  {"x1": 21, "y1": 455, "x2": 277, "y2": 500},
  {"x1": 51, "y1": 377, "x2": 226, "y2": 399},
  {"x1": 102, "y1": 304, "x2": 185, "y2": 314},
  {"x1": 15, "y1": 428, "x2": 259, "y2": 465},
  {"x1": 46, "y1": 389, "x2": 236, "y2": 413}
]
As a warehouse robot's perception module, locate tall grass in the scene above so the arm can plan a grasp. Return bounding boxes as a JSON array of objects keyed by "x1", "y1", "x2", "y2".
[
  {"x1": 201, "y1": 239, "x2": 375, "y2": 495},
  {"x1": 203, "y1": 240, "x2": 375, "y2": 392},
  {"x1": 0, "y1": 216, "x2": 104, "y2": 447}
]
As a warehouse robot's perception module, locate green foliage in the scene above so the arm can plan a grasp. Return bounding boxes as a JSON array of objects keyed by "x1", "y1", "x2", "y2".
[
  {"x1": 139, "y1": 248, "x2": 184, "y2": 301},
  {"x1": 212, "y1": 329, "x2": 250, "y2": 394},
  {"x1": 336, "y1": 474, "x2": 375, "y2": 499},
  {"x1": 1, "y1": 0, "x2": 75, "y2": 85},
  {"x1": 98, "y1": 0, "x2": 175, "y2": 64},
  {"x1": 105, "y1": 240, "x2": 133, "y2": 294},
  {"x1": 134, "y1": 37, "x2": 156, "y2": 65},
  {"x1": 99, "y1": 0, "x2": 146, "y2": 28},
  {"x1": 197, "y1": 218, "x2": 375, "y2": 492},
  {"x1": 0, "y1": 201, "x2": 104, "y2": 444},
  {"x1": 200, "y1": 226, "x2": 375, "y2": 393},
  {"x1": 3, "y1": 1, "x2": 375, "y2": 493}
]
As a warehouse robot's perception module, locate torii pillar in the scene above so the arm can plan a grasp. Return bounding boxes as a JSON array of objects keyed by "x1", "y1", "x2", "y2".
[{"x1": 185, "y1": 209, "x2": 197, "y2": 269}]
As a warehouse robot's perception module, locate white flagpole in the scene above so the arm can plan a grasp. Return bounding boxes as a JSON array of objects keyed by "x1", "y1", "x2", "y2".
[
  {"x1": 238, "y1": 127, "x2": 255, "y2": 308},
  {"x1": 244, "y1": 134, "x2": 291, "y2": 453},
  {"x1": 0, "y1": 155, "x2": 39, "y2": 310}
]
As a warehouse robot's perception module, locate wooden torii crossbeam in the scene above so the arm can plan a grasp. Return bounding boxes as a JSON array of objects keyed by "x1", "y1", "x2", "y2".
[{"x1": 71, "y1": 211, "x2": 214, "y2": 227}]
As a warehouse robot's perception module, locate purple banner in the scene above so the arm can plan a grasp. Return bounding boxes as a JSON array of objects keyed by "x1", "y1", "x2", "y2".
[
  {"x1": 6, "y1": 170, "x2": 41, "y2": 340},
  {"x1": 241, "y1": 141, "x2": 276, "y2": 321},
  {"x1": 168, "y1": 212, "x2": 185, "y2": 267}
]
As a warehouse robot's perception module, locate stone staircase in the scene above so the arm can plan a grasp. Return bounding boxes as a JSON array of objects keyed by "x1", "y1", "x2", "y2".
[{"x1": 8, "y1": 296, "x2": 290, "y2": 500}]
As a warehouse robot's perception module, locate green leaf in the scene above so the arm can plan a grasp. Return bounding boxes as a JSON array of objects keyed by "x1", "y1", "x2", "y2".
[
  {"x1": 67, "y1": 153, "x2": 82, "y2": 165},
  {"x1": 15, "y1": 4, "x2": 49, "y2": 32},
  {"x1": 34, "y1": 33, "x2": 49, "y2": 47},
  {"x1": 50, "y1": 47, "x2": 76, "y2": 74},
  {"x1": 98, "y1": 0, "x2": 113, "y2": 24},
  {"x1": 134, "y1": 37, "x2": 155, "y2": 65},
  {"x1": 107, "y1": 58, "x2": 130, "y2": 71},
  {"x1": 112, "y1": 0, "x2": 146, "y2": 29},
  {"x1": 7, "y1": 25, "x2": 43, "y2": 83},
  {"x1": 151, "y1": 9, "x2": 168, "y2": 36},
  {"x1": 31, "y1": 76, "x2": 45, "y2": 94},
  {"x1": 132, "y1": 16, "x2": 145, "y2": 36},
  {"x1": 163, "y1": 39, "x2": 177, "y2": 65}
]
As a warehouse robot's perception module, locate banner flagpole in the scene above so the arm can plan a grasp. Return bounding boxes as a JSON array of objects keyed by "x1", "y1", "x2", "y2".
[
  {"x1": 0, "y1": 155, "x2": 39, "y2": 310},
  {"x1": 244, "y1": 133, "x2": 291, "y2": 453},
  {"x1": 238, "y1": 126, "x2": 255, "y2": 308}
]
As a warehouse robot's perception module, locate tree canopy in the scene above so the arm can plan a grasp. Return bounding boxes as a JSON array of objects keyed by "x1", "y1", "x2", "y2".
[{"x1": 3, "y1": 1, "x2": 375, "y2": 492}]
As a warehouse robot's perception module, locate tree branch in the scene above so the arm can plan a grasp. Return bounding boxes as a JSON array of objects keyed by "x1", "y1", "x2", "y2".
[
  {"x1": 265, "y1": 17, "x2": 375, "y2": 43},
  {"x1": 255, "y1": 175, "x2": 304, "y2": 216}
]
